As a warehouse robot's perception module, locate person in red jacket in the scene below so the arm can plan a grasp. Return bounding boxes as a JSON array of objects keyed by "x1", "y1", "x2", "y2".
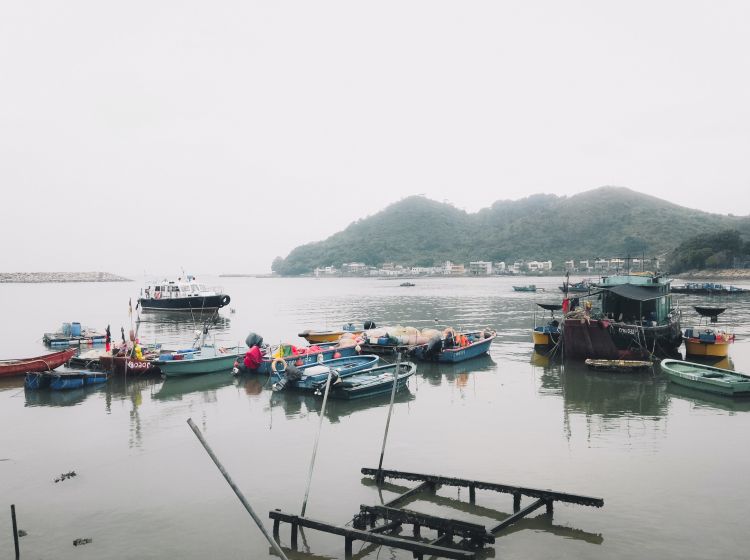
[{"x1": 244, "y1": 345, "x2": 263, "y2": 371}]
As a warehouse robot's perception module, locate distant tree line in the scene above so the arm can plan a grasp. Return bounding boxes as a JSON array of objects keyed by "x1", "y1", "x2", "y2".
[{"x1": 668, "y1": 229, "x2": 750, "y2": 273}]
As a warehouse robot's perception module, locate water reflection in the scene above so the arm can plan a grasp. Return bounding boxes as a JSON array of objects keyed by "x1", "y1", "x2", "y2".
[
  {"x1": 153, "y1": 373, "x2": 235, "y2": 401},
  {"x1": 667, "y1": 383, "x2": 750, "y2": 413},
  {"x1": 23, "y1": 385, "x2": 106, "y2": 407},
  {"x1": 268, "y1": 388, "x2": 416, "y2": 423},
  {"x1": 417, "y1": 354, "x2": 496, "y2": 387}
]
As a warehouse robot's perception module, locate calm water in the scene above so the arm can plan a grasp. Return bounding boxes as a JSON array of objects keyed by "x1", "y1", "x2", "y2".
[{"x1": 2, "y1": 276, "x2": 750, "y2": 559}]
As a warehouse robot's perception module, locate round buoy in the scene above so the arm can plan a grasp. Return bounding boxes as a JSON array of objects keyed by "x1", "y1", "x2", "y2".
[{"x1": 333, "y1": 352, "x2": 341, "y2": 359}]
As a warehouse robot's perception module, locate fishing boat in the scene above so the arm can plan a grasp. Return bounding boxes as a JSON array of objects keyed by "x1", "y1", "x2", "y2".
[
  {"x1": 400, "y1": 282, "x2": 416, "y2": 287},
  {"x1": 671, "y1": 282, "x2": 748, "y2": 295},
  {"x1": 138, "y1": 275, "x2": 231, "y2": 312},
  {"x1": 559, "y1": 279, "x2": 592, "y2": 293},
  {"x1": 410, "y1": 330, "x2": 496, "y2": 363},
  {"x1": 560, "y1": 273, "x2": 682, "y2": 360},
  {"x1": 236, "y1": 340, "x2": 360, "y2": 375},
  {"x1": 532, "y1": 303, "x2": 562, "y2": 348},
  {"x1": 43, "y1": 322, "x2": 107, "y2": 346},
  {"x1": 155, "y1": 345, "x2": 244, "y2": 377},
  {"x1": 313, "y1": 361, "x2": 416, "y2": 400},
  {"x1": 660, "y1": 359, "x2": 750, "y2": 396},
  {"x1": 25, "y1": 369, "x2": 109, "y2": 390},
  {"x1": 513, "y1": 285, "x2": 537, "y2": 292},
  {"x1": 584, "y1": 359, "x2": 653, "y2": 372},
  {"x1": 271, "y1": 355, "x2": 380, "y2": 392},
  {"x1": 298, "y1": 322, "x2": 365, "y2": 344},
  {"x1": 359, "y1": 325, "x2": 458, "y2": 355},
  {"x1": 683, "y1": 306, "x2": 735, "y2": 358},
  {"x1": 0, "y1": 348, "x2": 77, "y2": 377}
]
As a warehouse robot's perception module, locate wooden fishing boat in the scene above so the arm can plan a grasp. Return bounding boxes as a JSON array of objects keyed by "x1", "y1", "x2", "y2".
[
  {"x1": 660, "y1": 358, "x2": 750, "y2": 396},
  {"x1": 671, "y1": 282, "x2": 748, "y2": 295},
  {"x1": 584, "y1": 359, "x2": 653, "y2": 372},
  {"x1": 410, "y1": 330, "x2": 495, "y2": 363},
  {"x1": 25, "y1": 369, "x2": 109, "y2": 390},
  {"x1": 513, "y1": 285, "x2": 537, "y2": 292},
  {"x1": 314, "y1": 361, "x2": 416, "y2": 400},
  {"x1": 271, "y1": 355, "x2": 380, "y2": 392},
  {"x1": 533, "y1": 303, "x2": 562, "y2": 348},
  {"x1": 155, "y1": 345, "x2": 244, "y2": 377},
  {"x1": 683, "y1": 306, "x2": 734, "y2": 358},
  {"x1": 561, "y1": 273, "x2": 682, "y2": 360},
  {"x1": 0, "y1": 348, "x2": 77, "y2": 377}
]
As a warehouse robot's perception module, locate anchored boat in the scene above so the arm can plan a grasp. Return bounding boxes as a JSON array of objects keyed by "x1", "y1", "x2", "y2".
[
  {"x1": 513, "y1": 285, "x2": 538, "y2": 292},
  {"x1": 561, "y1": 273, "x2": 682, "y2": 360},
  {"x1": 683, "y1": 306, "x2": 735, "y2": 358},
  {"x1": 155, "y1": 345, "x2": 244, "y2": 377},
  {"x1": 313, "y1": 361, "x2": 416, "y2": 399},
  {"x1": 410, "y1": 330, "x2": 495, "y2": 363},
  {"x1": 660, "y1": 358, "x2": 750, "y2": 396},
  {"x1": 271, "y1": 355, "x2": 380, "y2": 392},
  {"x1": 532, "y1": 303, "x2": 562, "y2": 349},
  {"x1": 138, "y1": 275, "x2": 230, "y2": 312},
  {"x1": 0, "y1": 348, "x2": 77, "y2": 377}
]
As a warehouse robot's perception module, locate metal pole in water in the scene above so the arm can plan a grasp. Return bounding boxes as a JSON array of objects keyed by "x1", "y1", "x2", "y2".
[
  {"x1": 301, "y1": 367, "x2": 333, "y2": 516},
  {"x1": 11, "y1": 504, "x2": 19, "y2": 559},
  {"x1": 186, "y1": 418, "x2": 289, "y2": 560},
  {"x1": 377, "y1": 352, "x2": 402, "y2": 482}
]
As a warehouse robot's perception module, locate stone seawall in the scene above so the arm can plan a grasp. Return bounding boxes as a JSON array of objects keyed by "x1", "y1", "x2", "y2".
[{"x1": 0, "y1": 272, "x2": 132, "y2": 283}]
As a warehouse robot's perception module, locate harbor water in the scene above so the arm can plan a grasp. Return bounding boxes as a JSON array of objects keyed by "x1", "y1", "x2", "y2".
[{"x1": 1, "y1": 276, "x2": 750, "y2": 559}]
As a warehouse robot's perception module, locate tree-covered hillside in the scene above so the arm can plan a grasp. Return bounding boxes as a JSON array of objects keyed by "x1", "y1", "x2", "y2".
[
  {"x1": 668, "y1": 230, "x2": 750, "y2": 273},
  {"x1": 272, "y1": 187, "x2": 750, "y2": 275}
]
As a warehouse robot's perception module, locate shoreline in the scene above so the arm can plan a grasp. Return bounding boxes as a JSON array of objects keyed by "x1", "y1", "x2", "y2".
[{"x1": 0, "y1": 272, "x2": 132, "y2": 283}]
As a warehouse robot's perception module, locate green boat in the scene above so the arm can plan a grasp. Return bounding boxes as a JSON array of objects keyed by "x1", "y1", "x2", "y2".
[
  {"x1": 659, "y1": 358, "x2": 750, "y2": 396},
  {"x1": 155, "y1": 345, "x2": 243, "y2": 377}
]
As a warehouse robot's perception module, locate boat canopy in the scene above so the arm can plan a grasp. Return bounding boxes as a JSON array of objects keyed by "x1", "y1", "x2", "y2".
[
  {"x1": 537, "y1": 303, "x2": 563, "y2": 311},
  {"x1": 602, "y1": 284, "x2": 663, "y2": 302},
  {"x1": 694, "y1": 306, "x2": 726, "y2": 317}
]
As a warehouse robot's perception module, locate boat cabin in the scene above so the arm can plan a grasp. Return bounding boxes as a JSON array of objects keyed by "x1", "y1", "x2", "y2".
[
  {"x1": 596, "y1": 274, "x2": 674, "y2": 325},
  {"x1": 143, "y1": 275, "x2": 219, "y2": 300}
]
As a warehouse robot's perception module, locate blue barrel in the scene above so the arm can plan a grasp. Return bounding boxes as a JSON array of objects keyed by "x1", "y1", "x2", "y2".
[
  {"x1": 71, "y1": 322, "x2": 82, "y2": 337},
  {"x1": 62, "y1": 323, "x2": 72, "y2": 336}
]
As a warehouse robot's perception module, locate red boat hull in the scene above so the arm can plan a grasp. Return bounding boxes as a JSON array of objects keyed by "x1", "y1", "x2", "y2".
[{"x1": 0, "y1": 348, "x2": 77, "y2": 377}]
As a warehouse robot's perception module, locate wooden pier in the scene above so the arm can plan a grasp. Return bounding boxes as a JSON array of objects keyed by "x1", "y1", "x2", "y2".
[{"x1": 269, "y1": 467, "x2": 604, "y2": 559}]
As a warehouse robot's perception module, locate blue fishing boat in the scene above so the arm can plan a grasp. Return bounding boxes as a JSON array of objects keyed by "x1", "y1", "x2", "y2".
[
  {"x1": 410, "y1": 330, "x2": 496, "y2": 363},
  {"x1": 314, "y1": 361, "x2": 416, "y2": 400},
  {"x1": 155, "y1": 345, "x2": 244, "y2": 377},
  {"x1": 237, "y1": 342, "x2": 359, "y2": 375},
  {"x1": 25, "y1": 370, "x2": 110, "y2": 391},
  {"x1": 271, "y1": 355, "x2": 379, "y2": 392}
]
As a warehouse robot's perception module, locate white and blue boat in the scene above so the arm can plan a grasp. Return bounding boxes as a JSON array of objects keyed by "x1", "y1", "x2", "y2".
[{"x1": 271, "y1": 355, "x2": 379, "y2": 392}]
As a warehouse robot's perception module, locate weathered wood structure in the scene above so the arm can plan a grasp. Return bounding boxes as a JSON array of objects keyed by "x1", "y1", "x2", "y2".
[{"x1": 269, "y1": 467, "x2": 604, "y2": 559}]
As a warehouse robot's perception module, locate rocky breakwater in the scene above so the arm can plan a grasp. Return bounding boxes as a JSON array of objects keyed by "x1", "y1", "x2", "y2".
[{"x1": 0, "y1": 272, "x2": 132, "y2": 283}]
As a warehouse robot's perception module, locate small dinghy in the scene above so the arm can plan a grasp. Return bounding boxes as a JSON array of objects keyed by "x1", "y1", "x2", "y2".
[
  {"x1": 660, "y1": 358, "x2": 750, "y2": 397},
  {"x1": 585, "y1": 359, "x2": 653, "y2": 372},
  {"x1": 313, "y1": 361, "x2": 416, "y2": 400},
  {"x1": 271, "y1": 355, "x2": 380, "y2": 392}
]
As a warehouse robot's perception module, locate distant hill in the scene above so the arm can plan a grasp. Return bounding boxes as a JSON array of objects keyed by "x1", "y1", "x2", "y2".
[{"x1": 272, "y1": 187, "x2": 750, "y2": 275}]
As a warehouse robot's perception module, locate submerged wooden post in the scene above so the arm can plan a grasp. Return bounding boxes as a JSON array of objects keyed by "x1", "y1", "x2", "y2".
[
  {"x1": 186, "y1": 418, "x2": 289, "y2": 560},
  {"x1": 546, "y1": 500, "x2": 554, "y2": 515},
  {"x1": 11, "y1": 504, "x2": 19, "y2": 560},
  {"x1": 377, "y1": 352, "x2": 402, "y2": 482},
  {"x1": 513, "y1": 492, "x2": 521, "y2": 512},
  {"x1": 469, "y1": 484, "x2": 476, "y2": 504},
  {"x1": 301, "y1": 367, "x2": 334, "y2": 516}
]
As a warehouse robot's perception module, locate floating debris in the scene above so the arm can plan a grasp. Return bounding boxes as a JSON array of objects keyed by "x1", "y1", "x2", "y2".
[
  {"x1": 73, "y1": 537, "x2": 92, "y2": 546},
  {"x1": 54, "y1": 471, "x2": 77, "y2": 483},
  {"x1": 18, "y1": 530, "x2": 27, "y2": 537}
]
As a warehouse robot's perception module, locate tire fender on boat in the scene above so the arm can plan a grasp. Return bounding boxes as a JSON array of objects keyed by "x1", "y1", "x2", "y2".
[{"x1": 220, "y1": 295, "x2": 231, "y2": 307}]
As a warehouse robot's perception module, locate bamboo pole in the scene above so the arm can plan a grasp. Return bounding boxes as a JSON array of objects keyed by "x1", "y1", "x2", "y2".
[
  {"x1": 377, "y1": 352, "x2": 402, "y2": 482},
  {"x1": 186, "y1": 418, "x2": 289, "y2": 560},
  {"x1": 301, "y1": 367, "x2": 333, "y2": 516},
  {"x1": 11, "y1": 504, "x2": 19, "y2": 559}
]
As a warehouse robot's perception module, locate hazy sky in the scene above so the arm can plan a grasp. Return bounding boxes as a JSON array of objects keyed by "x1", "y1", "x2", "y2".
[{"x1": 1, "y1": 1, "x2": 748, "y2": 275}]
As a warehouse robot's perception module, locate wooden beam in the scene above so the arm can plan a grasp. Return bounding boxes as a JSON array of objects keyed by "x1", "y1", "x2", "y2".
[
  {"x1": 490, "y1": 498, "x2": 546, "y2": 533},
  {"x1": 383, "y1": 480, "x2": 436, "y2": 507}
]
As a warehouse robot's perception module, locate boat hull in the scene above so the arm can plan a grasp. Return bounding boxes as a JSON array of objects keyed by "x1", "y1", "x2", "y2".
[
  {"x1": 660, "y1": 359, "x2": 750, "y2": 396},
  {"x1": 562, "y1": 318, "x2": 682, "y2": 360},
  {"x1": 100, "y1": 355, "x2": 162, "y2": 376},
  {"x1": 325, "y1": 362, "x2": 416, "y2": 400},
  {"x1": 156, "y1": 349, "x2": 242, "y2": 377},
  {"x1": 684, "y1": 339, "x2": 731, "y2": 358},
  {"x1": 138, "y1": 294, "x2": 230, "y2": 312},
  {"x1": 271, "y1": 355, "x2": 379, "y2": 391},
  {"x1": 1, "y1": 348, "x2": 77, "y2": 377},
  {"x1": 248, "y1": 345, "x2": 358, "y2": 375},
  {"x1": 411, "y1": 333, "x2": 495, "y2": 363}
]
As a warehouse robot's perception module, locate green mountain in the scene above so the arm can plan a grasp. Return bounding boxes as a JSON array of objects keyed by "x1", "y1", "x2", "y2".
[{"x1": 272, "y1": 187, "x2": 750, "y2": 275}]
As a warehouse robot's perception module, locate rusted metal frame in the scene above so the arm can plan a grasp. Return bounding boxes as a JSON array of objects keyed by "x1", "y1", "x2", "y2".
[
  {"x1": 360, "y1": 505, "x2": 494, "y2": 544},
  {"x1": 268, "y1": 510, "x2": 475, "y2": 559},
  {"x1": 362, "y1": 468, "x2": 603, "y2": 508},
  {"x1": 490, "y1": 498, "x2": 547, "y2": 533}
]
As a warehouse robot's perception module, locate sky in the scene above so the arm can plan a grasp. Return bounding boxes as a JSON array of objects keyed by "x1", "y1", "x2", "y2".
[{"x1": 1, "y1": 1, "x2": 749, "y2": 275}]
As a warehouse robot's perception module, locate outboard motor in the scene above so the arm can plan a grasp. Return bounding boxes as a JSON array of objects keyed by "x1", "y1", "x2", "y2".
[
  {"x1": 272, "y1": 363, "x2": 303, "y2": 392},
  {"x1": 312, "y1": 369, "x2": 340, "y2": 395},
  {"x1": 424, "y1": 335, "x2": 443, "y2": 360}
]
